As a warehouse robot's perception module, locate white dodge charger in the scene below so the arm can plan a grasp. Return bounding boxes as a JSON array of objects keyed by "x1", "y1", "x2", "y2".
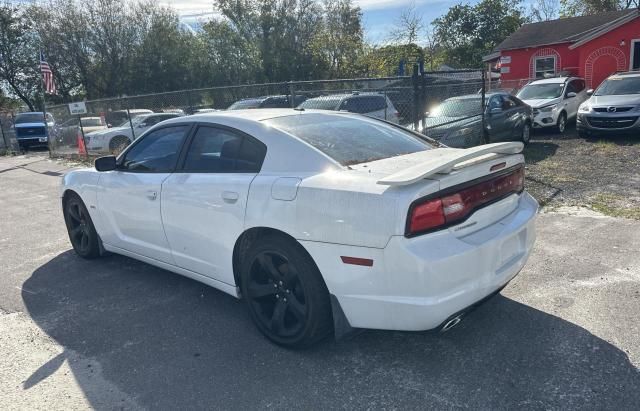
[{"x1": 60, "y1": 109, "x2": 538, "y2": 347}]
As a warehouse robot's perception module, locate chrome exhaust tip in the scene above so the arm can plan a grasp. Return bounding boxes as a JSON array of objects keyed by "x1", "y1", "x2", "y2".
[{"x1": 441, "y1": 315, "x2": 462, "y2": 332}]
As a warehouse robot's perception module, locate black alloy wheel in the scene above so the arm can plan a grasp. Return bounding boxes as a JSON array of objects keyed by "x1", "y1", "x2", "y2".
[
  {"x1": 63, "y1": 194, "x2": 100, "y2": 259},
  {"x1": 247, "y1": 251, "x2": 307, "y2": 337},
  {"x1": 241, "y1": 236, "x2": 332, "y2": 348}
]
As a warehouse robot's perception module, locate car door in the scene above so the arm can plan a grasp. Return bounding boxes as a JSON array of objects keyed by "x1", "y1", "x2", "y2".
[
  {"x1": 563, "y1": 80, "x2": 584, "y2": 119},
  {"x1": 161, "y1": 125, "x2": 267, "y2": 285},
  {"x1": 97, "y1": 124, "x2": 191, "y2": 263},
  {"x1": 486, "y1": 95, "x2": 509, "y2": 140},
  {"x1": 503, "y1": 95, "x2": 526, "y2": 140}
]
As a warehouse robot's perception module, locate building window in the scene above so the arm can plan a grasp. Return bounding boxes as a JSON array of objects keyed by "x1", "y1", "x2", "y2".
[{"x1": 535, "y1": 56, "x2": 556, "y2": 78}]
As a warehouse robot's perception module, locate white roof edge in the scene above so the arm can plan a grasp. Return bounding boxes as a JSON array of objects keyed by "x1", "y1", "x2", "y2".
[
  {"x1": 377, "y1": 142, "x2": 524, "y2": 186},
  {"x1": 569, "y1": 10, "x2": 639, "y2": 50}
]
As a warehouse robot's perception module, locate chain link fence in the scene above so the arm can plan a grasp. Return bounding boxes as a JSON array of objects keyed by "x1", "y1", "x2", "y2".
[{"x1": 2, "y1": 69, "x2": 487, "y2": 158}]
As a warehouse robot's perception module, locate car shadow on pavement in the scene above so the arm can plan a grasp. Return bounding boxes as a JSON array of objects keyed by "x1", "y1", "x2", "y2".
[{"x1": 22, "y1": 251, "x2": 640, "y2": 409}]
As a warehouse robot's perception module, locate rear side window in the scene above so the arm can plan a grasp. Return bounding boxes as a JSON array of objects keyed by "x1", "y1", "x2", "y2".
[
  {"x1": 340, "y1": 96, "x2": 386, "y2": 113},
  {"x1": 121, "y1": 126, "x2": 189, "y2": 172},
  {"x1": 264, "y1": 113, "x2": 432, "y2": 166},
  {"x1": 182, "y1": 126, "x2": 266, "y2": 173}
]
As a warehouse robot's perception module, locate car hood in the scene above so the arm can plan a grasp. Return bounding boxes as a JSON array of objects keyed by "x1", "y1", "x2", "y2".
[
  {"x1": 86, "y1": 126, "x2": 128, "y2": 137},
  {"x1": 588, "y1": 95, "x2": 640, "y2": 107},
  {"x1": 520, "y1": 98, "x2": 559, "y2": 108}
]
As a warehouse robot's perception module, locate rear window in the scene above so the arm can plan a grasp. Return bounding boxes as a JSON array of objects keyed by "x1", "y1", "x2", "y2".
[
  {"x1": 228, "y1": 99, "x2": 263, "y2": 110},
  {"x1": 297, "y1": 97, "x2": 342, "y2": 110},
  {"x1": 81, "y1": 118, "x2": 103, "y2": 127},
  {"x1": 264, "y1": 113, "x2": 433, "y2": 166}
]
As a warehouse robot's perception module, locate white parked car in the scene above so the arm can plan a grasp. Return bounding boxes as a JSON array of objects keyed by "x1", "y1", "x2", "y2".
[
  {"x1": 297, "y1": 92, "x2": 400, "y2": 123},
  {"x1": 85, "y1": 113, "x2": 183, "y2": 154},
  {"x1": 61, "y1": 110, "x2": 538, "y2": 347},
  {"x1": 516, "y1": 77, "x2": 589, "y2": 133}
]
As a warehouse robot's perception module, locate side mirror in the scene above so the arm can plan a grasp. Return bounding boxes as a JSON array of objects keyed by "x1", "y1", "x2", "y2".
[
  {"x1": 95, "y1": 156, "x2": 117, "y2": 172},
  {"x1": 566, "y1": 92, "x2": 577, "y2": 98},
  {"x1": 107, "y1": 123, "x2": 112, "y2": 128},
  {"x1": 586, "y1": 89, "x2": 594, "y2": 96}
]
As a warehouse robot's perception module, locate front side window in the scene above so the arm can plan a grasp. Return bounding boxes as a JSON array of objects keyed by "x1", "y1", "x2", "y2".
[
  {"x1": 264, "y1": 113, "x2": 433, "y2": 166},
  {"x1": 535, "y1": 56, "x2": 556, "y2": 78},
  {"x1": 182, "y1": 126, "x2": 266, "y2": 173},
  {"x1": 120, "y1": 126, "x2": 188, "y2": 172}
]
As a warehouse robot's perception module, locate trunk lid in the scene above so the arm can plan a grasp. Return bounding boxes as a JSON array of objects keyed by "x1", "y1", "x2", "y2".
[{"x1": 350, "y1": 143, "x2": 526, "y2": 237}]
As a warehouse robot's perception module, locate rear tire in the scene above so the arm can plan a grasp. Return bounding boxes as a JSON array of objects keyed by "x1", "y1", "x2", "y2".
[
  {"x1": 109, "y1": 135, "x2": 130, "y2": 155},
  {"x1": 63, "y1": 193, "x2": 101, "y2": 259},
  {"x1": 520, "y1": 122, "x2": 531, "y2": 144},
  {"x1": 240, "y1": 235, "x2": 333, "y2": 348},
  {"x1": 556, "y1": 112, "x2": 567, "y2": 134}
]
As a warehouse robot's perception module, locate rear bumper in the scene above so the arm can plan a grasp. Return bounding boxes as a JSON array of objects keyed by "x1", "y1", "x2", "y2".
[{"x1": 302, "y1": 192, "x2": 538, "y2": 331}]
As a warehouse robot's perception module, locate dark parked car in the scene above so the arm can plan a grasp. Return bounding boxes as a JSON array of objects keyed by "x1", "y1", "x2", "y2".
[
  {"x1": 228, "y1": 95, "x2": 307, "y2": 110},
  {"x1": 13, "y1": 112, "x2": 55, "y2": 150},
  {"x1": 418, "y1": 92, "x2": 533, "y2": 148}
]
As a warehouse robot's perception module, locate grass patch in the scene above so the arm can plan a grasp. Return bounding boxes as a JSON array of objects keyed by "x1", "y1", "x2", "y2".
[
  {"x1": 593, "y1": 140, "x2": 619, "y2": 155},
  {"x1": 589, "y1": 193, "x2": 640, "y2": 220}
]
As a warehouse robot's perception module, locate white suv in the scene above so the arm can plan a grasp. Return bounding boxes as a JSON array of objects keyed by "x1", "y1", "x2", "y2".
[{"x1": 516, "y1": 77, "x2": 589, "y2": 133}]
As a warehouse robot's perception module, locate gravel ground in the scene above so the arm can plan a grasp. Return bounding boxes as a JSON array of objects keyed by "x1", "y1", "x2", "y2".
[{"x1": 524, "y1": 125, "x2": 640, "y2": 218}]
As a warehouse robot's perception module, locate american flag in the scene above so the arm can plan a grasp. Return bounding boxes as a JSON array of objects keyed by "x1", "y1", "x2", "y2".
[{"x1": 40, "y1": 51, "x2": 56, "y2": 95}]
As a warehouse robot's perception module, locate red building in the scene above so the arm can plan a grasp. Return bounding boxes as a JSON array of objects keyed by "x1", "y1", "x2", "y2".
[{"x1": 484, "y1": 9, "x2": 640, "y2": 89}]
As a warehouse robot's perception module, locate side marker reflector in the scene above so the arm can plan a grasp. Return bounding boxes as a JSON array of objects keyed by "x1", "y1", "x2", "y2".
[{"x1": 340, "y1": 256, "x2": 374, "y2": 267}]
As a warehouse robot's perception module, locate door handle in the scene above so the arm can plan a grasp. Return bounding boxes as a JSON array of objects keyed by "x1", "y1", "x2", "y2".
[
  {"x1": 222, "y1": 191, "x2": 239, "y2": 203},
  {"x1": 146, "y1": 190, "x2": 158, "y2": 201}
]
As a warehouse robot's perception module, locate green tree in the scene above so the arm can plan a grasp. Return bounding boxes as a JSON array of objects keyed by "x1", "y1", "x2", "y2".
[
  {"x1": 560, "y1": 0, "x2": 627, "y2": 17},
  {"x1": 433, "y1": 0, "x2": 528, "y2": 68},
  {"x1": 0, "y1": 2, "x2": 40, "y2": 110}
]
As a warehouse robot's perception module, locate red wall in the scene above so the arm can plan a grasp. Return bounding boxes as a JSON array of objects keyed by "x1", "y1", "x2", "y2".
[
  {"x1": 497, "y1": 16, "x2": 640, "y2": 89},
  {"x1": 576, "y1": 18, "x2": 640, "y2": 88}
]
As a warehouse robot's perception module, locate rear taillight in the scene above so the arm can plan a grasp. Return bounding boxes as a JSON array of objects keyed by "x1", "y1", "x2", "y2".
[{"x1": 406, "y1": 166, "x2": 524, "y2": 237}]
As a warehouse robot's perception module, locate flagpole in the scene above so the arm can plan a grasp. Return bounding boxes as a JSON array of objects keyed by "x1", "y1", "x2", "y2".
[{"x1": 39, "y1": 50, "x2": 52, "y2": 157}]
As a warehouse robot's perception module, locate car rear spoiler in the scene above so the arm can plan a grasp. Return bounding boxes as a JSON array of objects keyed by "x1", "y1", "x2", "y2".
[{"x1": 377, "y1": 142, "x2": 524, "y2": 186}]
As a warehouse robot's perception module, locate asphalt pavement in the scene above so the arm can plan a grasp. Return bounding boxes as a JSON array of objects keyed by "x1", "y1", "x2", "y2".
[{"x1": 1, "y1": 153, "x2": 639, "y2": 410}]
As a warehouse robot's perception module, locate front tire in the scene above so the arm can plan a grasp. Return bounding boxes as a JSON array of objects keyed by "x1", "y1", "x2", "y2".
[
  {"x1": 63, "y1": 193, "x2": 101, "y2": 259},
  {"x1": 556, "y1": 112, "x2": 567, "y2": 134},
  {"x1": 240, "y1": 235, "x2": 333, "y2": 348}
]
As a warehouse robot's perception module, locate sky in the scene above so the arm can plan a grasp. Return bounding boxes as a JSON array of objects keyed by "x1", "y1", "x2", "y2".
[{"x1": 160, "y1": 0, "x2": 496, "y2": 44}]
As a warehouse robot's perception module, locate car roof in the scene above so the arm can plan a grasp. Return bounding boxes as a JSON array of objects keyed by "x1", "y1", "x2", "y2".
[
  {"x1": 446, "y1": 92, "x2": 508, "y2": 101},
  {"x1": 528, "y1": 77, "x2": 577, "y2": 85},
  {"x1": 189, "y1": 108, "x2": 308, "y2": 122},
  {"x1": 609, "y1": 72, "x2": 640, "y2": 79},
  {"x1": 305, "y1": 92, "x2": 386, "y2": 100}
]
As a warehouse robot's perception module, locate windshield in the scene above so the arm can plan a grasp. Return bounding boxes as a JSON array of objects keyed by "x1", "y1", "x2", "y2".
[
  {"x1": 430, "y1": 99, "x2": 482, "y2": 118},
  {"x1": 15, "y1": 113, "x2": 53, "y2": 124},
  {"x1": 595, "y1": 77, "x2": 640, "y2": 96},
  {"x1": 81, "y1": 118, "x2": 103, "y2": 127},
  {"x1": 228, "y1": 99, "x2": 262, "y2": 110},
  {"x1": 297, "y1": 97, "x2": 342, "y2": 111},
  {"x1": 117, "y1": 116, "x2": 146, "y2": 128},
  {"x1": 517, "y1": 83, "x2": 564, "y2": 100},
  {"x1": 264, "y1": 113, "x2": 433, "y2": 166}
]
